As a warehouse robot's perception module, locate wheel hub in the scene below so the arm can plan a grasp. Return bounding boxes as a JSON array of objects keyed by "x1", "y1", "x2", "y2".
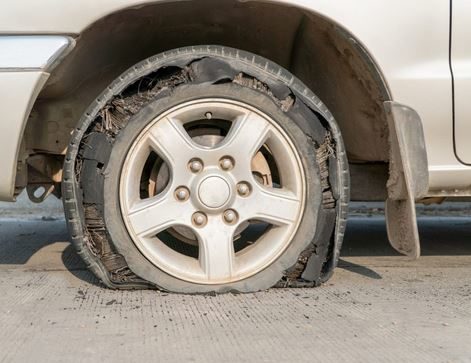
[
  {"x1": 197, "y1": 175, "x2": 231, "y2": 210},
  {"x1": 120, "y1": 99, "x2": 305, "y2": 284}
]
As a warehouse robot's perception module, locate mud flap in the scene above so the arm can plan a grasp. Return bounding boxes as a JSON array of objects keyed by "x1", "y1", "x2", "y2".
[{"x1": 384, "y1": 101, "x2": 428, "y2": 259}]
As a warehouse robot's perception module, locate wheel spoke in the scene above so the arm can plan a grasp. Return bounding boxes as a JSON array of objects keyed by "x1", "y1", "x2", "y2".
[
  {"x1": 223, "y1": 112, "x2": 271, "y2": 164},
  {"x1": 126, "y1": 194, "x2": 193, "y2": 238},
  {"x1": 147, "y1": 117, "x2": 199, "y2": 173},
  {"x1": 238, "y1": 186, "x2": 302, "y2": 226},
  {"x1": 195, "y1": 218, "x2": 236, "y2": 280}
]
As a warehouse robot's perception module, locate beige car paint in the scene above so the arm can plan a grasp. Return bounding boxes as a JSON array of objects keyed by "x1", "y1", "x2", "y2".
[
  {"x1": 451, "y1": 0, "x2": 471, "y2": 165},
  {"x1": 0, "y1": 72, "x2": 48, "y2": 200},
  {"x1": 0, "y1": 0, "x2": 470, "y2": 200}
]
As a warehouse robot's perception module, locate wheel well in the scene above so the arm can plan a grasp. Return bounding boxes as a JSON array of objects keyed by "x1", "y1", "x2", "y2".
[{"x1": 24, "y1": 0, "x2": 391, "y2": 196}]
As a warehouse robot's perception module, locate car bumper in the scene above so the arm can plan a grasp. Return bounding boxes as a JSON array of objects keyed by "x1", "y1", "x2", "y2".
[{"x1": 0, "y1": 35, "x2": 73, "y2": 201}]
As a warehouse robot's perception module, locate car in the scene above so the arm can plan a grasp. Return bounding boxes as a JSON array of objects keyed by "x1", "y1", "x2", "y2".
[{"x1": 0, "y1": 0, "x2": 469, "y2": 293}]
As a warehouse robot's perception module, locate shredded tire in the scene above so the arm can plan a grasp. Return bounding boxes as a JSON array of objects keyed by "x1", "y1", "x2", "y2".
[{"x1": 62, "y1": 46, "x2": 349, "y2": 291}]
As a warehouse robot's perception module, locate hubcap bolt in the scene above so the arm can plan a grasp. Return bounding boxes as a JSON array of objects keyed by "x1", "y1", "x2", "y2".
[
  {"x1": 192, "y1": 212, "x2": 207, "y2": 227},
  {"x1": 175, "y1": 186, "x2": 190, "y2": 201},
  {"x1": 189, "y1": 159, "x2": 203, "y2": 173},
  {"x1": 219, "y1": 157, "x2": 234, "y2": 171},
  {"x1": 237, "y1": 182, "x2": 251, "y2": 197},
  {"x1": 223, "y1": 209, "x2": 238, "y2": 225}
]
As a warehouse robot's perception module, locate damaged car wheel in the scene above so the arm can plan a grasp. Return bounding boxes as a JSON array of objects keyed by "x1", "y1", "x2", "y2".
[{"x1": 62, "y1": 46, "x2": 348, "y2": 293}]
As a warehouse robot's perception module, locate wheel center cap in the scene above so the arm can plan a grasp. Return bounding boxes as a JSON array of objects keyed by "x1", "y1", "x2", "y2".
[{"x1": 198, "y1": 176, "x2": 231, "y2": 209}]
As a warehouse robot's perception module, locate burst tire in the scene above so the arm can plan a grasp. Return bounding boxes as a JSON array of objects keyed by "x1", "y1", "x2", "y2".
[{"x1": 62, "y1": 46, "x2": 349, "y2": 293}]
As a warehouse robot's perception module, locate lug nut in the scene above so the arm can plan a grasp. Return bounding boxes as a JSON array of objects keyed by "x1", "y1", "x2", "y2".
[
  {"x1": 237, "y1": 182, "x2": 251, "y2": 197},
  {"x1": 205, "y1": 112, "x2": 213, "y2": 120},
  {"x1": 223, "y1": 209, "x2": 238, "y2": 225},
  {"x1": 219, "y1": 156, "x2": 234, "y2": 171},
  {"x1": 175, "y1": 186, "x2": 190, "y2": 201},
  {"x1": 192, "y1": 212, "x2": 207, "y2": 227},
  {"x1": 189, "y1": 158, "x2": 203, "y2": 173}
]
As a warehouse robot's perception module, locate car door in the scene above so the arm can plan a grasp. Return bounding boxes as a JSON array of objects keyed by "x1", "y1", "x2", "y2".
[{"x1": 451, "y1": 0, "x2": 471, "y2": 164}]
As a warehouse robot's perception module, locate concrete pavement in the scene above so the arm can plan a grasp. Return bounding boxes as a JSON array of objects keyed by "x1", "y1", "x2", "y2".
[{"x1": 0, "y1": 199, "x2": 470, "y2": 362}]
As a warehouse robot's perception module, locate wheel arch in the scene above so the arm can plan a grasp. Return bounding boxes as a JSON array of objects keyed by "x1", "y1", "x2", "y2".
[{"x1": 23, "y1": 0, "x2": 392, "y2": 174}]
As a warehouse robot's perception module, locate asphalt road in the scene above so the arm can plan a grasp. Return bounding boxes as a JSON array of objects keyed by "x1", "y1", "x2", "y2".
[{"x1": 0, "y1": 202, "x2": 470, "y2": 362}]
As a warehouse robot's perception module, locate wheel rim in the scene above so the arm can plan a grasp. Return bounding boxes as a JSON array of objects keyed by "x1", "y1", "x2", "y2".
[{"x1": 120, "y1": 99, "x2": 305, "y2": 284}]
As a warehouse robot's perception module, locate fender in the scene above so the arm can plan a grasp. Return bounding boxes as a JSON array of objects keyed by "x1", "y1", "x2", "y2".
[{"x1": 0, "y1": 0, "x2": 465, "y2": 191}]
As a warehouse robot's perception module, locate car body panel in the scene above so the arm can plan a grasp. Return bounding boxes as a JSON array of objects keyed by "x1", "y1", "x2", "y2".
[
  {"x1": 451, "y1": 0, "x2": 471, "y2": 165},
  {"x1": 0, "y1": 36, "x2": 70, "y2": 70},
  {"x1": 0, "y1": 0, "x2": 470, "y2": 200},
  {"x1": 0, "y1": 72, "x2": 48, "y2": 200},
  {"x1": 0, "y1": 36, "x2": 72, "y2": 201}
]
